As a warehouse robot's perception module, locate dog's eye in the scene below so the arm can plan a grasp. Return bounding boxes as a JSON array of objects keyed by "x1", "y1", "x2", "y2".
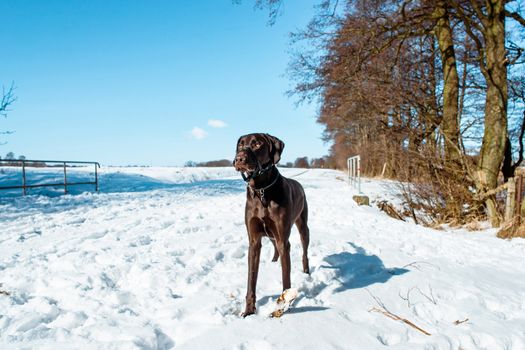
[{"x1": 253, "y1": 142, "x2": 262, "y2": 150}]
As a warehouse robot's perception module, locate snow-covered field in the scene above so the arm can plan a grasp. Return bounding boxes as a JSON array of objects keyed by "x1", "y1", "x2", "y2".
[{"x1": 1, "y1": 166, "x2": 524, "y2": 349}]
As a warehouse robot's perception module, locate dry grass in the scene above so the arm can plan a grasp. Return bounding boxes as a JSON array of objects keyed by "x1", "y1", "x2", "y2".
[
  {"x1": 465, "y1": 220, "x2": 484, "y2": 231},
  {"x1": 497, "y1": 218, "x2": 525, "y2": 239}
]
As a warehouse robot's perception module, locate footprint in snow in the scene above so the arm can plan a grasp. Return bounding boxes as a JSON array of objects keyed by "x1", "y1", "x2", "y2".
[{"x1": 376, "y1": 332, "x2": 402, "y2": 346}]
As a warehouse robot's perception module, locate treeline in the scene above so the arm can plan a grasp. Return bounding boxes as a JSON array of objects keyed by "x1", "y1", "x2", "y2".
[
  {"x1": 0, "y1": 152, "x2": 32, "y2": 166},
  {"x1": 185, "y1": 156, "x2": 335, "y2": 168},
  {"x1": 278, "y1": 0, "x2": 525, "y2": 228},
  {"x1": 185, "y1": 159, "x2": 232, "y2": 167},
  {"x1": 0, "y1": 152, "x2": 68, "y2": 167},
  {"x1": 280, "y1": 156, "x2": 335, "y2": 168},
  {"x1": 1, "y1": 152, "x2": 25, "y2": 160}
]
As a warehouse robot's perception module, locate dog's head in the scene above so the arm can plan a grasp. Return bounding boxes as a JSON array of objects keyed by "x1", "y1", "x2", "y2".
[{"x1": 233, "y1": 133, "x2": 285, "y2": 174}]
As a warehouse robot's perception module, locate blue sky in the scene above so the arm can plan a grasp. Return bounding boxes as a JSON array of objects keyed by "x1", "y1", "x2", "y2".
[{"x1": 0, "y1": 0, "x2": 329, "y2": 166}]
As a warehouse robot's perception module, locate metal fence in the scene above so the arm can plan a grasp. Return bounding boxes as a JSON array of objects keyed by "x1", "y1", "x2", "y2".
[
  {"x1": 347, "y1": 155, "x2": 361, "y2": 193},
  {"x1": 0, "y1": 159, "x2": 100, "y2": 195}
]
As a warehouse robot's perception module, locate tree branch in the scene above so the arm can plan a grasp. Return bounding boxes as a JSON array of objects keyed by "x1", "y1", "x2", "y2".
[
  {"x1": 505, "y1": 10, "x2": 525, "y2": 27},
  {"x1": 1, "y1": 84, "x2": 16, "y2": 117}
]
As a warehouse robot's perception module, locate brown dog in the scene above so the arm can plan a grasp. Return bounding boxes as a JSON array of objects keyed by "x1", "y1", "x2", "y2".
[{"x1": 233, "y1": 133, "x2": 310, "y2": 317}]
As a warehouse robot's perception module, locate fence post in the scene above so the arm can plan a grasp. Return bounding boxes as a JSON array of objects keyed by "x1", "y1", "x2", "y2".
[
  {"x1": 347, "y1": 155, "x2": 362, "y2": 193},
  {"x1": 516, "y1": 175, "x2": 523, "y2": 225},
  {"x1": 381, "y1": 162, "x2": 387, "y2": 178},
  {"x1": 22, "y1": 160, "x2": 27, "y2": 196},
  {"x1": 95, "y1": 163, "x2": 99, "y2": 192},
  {"x1": 357, "y1": 155, "x2": 361, "y2": 193},
  {"x1": 505, "y1": 177, "x2": 515, "y2": 222},
  {"x1": 63, "y1": 162, "x2": 67, "y2": 194},
  {"x1": 351, "y1": 158, "x2": 354, "y2": 185},
  {"x1": 347, "y1": 158, "x2": 350, "y2": 184}
]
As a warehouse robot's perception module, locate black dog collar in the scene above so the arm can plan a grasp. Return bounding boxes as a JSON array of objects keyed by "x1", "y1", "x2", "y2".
[
  {"x1": 241, "y1": 162, "x2": 274, "y2": 182},
  {"x1": 247, "y1": 170, "x2": 281, "y2": 206}
]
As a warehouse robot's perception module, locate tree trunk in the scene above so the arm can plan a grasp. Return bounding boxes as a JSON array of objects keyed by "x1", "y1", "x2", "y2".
[
  {"x1": 458, "y1": 37, "x2": 468, "y2": 153},
  {"x1": 477, "y1": 0, "x2": 508, "y2": 227},
  {"x1": 432, "y1": 3, "x2": 463, "y2": 218},
  {"x1": 433, "y1": 1, "x2": 461, "y2": 162}
]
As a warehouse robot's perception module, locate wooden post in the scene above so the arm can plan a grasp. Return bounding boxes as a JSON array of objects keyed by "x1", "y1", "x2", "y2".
[
  {"x1": 516, "y1": 175, "x2": 523, "y2": 225},
  {"x1": 381, "y1": 162, "x2": 387, "y2": 178},
  {"x1": 505, "y1": 177, "x2": 515, "y2": 222}
]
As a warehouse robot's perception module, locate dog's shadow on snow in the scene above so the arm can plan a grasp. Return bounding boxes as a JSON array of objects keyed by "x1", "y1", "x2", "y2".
[
  {"x1": 256, "y1": 294, "x2": 329, "y2": 315},
  {"x1": 257, "y1": 243, "x2": 407, "y2": 315},
  {"x1": 319, "y1": 242, "x2": 408, "y2": 293},
  {"x1": 287, "y1": 306, "x2": 330, "y2": 314}
]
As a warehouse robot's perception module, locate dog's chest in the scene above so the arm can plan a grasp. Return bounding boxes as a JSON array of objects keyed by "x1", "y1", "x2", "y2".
[{"x1": 247, "y1": 199, "x2": 283, "y2": 219}]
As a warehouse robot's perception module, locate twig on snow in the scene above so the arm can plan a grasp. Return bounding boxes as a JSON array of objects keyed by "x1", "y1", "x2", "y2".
[
  {"x1": 399, "y1": 285, "x2": 437, "y2": 307},
  {"x1": 0, "y1": 283, "x2": 10, "y2": 296},
  {"x1": 366, "y1": 289, "x2": 432, "y2": 336},
  {"x1": 369, "y1": 307, "x2": 432, "y2": 336},
  {"x1": 453, "y1": 318, "x2": 469, "y2": 325}
]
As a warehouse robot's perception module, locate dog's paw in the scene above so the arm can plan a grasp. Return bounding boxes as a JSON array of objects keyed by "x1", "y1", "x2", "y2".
[{"x1": 241, "y1": 306, "x2": 256, "y2": 318}]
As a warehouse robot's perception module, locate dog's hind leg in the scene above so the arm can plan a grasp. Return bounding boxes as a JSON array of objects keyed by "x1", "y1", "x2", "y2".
[
  {"x1": 295, "y1": 202, "x2": 310, "y2": 274},
  {"x1": 270, "y1": 239, "x2": 279, "y2": 262},
  {"x1": 263, "y1": 219, "x2": 279, "y2": 262}
]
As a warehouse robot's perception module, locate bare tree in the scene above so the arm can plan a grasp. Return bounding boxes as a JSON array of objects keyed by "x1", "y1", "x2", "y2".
[
  {"x1": 254, "y1": 0, "x2": 525, "y2": 227},
  {"x1": 447, "y1": 0, "x2": 525, "y2": 226},
  {"x1": 1, "y1": 84, "x2": 16, "y2": 118},
  {"x1": 1, "y1": 83, "x2": 16, "y2": 143},
  {"x1": 294, "y1": 156, "x2": 310, "y2": 168}
]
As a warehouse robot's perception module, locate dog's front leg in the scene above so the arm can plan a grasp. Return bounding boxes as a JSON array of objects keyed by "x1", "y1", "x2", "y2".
[
  {"x1": 242, "y1": 223, "x2": 263, "y2": 317},
  {"x1": 277, "y1": 240, "x2": 291, "y2": 291},
  {"x1": 276, "y1": 224, "x2": 292, "y2": 291}
]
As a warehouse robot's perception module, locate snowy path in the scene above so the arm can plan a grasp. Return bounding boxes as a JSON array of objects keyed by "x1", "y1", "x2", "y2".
[{"x1": 1, "y1": 167, "x2": 524, "y2": 349}]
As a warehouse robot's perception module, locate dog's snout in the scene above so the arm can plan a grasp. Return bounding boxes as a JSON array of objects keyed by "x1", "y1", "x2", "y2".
[
  {"x1": 234, "y1": 149, "x2": 251, "y2": 165},
  {"x1": 233, "y1": 153, "x2": 244, "y2": 169},
  {"x1": 235, "y1": 154, "x2": 247, "y2": 163}
]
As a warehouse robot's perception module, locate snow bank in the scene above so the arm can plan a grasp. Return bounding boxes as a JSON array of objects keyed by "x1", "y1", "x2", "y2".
[
  {"x1": 1, "y1": 167, "x2": 524, "y2": 349},
  {"x1": 0, "y1": 166, "x2": 238, "y2": 197}
]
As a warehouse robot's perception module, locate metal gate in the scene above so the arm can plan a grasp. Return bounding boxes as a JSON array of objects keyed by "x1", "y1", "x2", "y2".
[
  {"x1": 0, "y1": 159, "x2": 100, "y2": 195},
  {"x1": 347, "y1": 155, "x2": 361, "y2": 193}
]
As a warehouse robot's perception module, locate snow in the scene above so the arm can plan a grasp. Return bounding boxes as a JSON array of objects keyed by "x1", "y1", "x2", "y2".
[{"x1": 1, "y1": 166, "x2": 524, "y2": 349}]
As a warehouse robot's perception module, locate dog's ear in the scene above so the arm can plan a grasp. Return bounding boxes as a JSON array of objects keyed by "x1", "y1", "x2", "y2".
[{"x1": 265, "y1": 134, "x2": 285, "y2": 164}]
